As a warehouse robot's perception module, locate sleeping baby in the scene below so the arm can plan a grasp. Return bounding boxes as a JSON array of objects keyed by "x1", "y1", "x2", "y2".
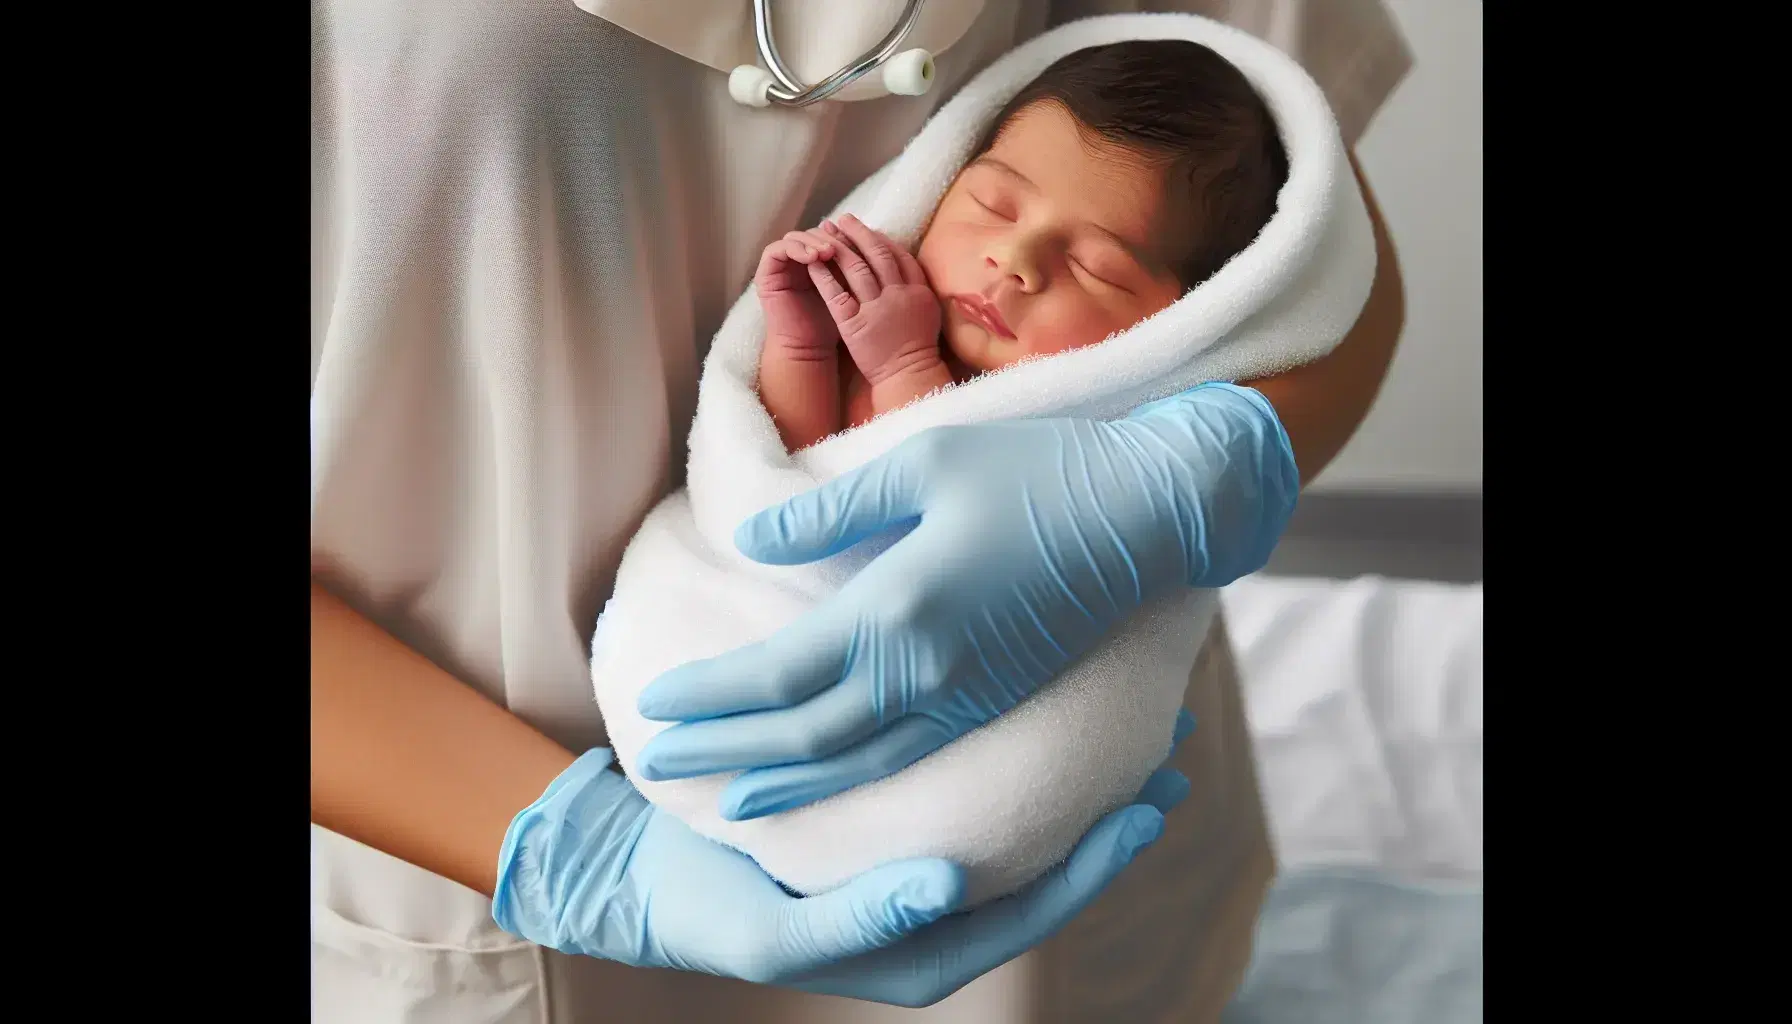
[{"x1": 755, "y1": 38, "x2": 1290, "y2": 451}]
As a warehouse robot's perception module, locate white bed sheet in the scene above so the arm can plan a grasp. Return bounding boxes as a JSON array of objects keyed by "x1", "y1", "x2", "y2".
[
  {"x1": 1224, "y1": 573, "x2": 1483, "y2": 880},
  {"x1": 1220, "y1": 573, "x2": 1483, "y2": 1023}
]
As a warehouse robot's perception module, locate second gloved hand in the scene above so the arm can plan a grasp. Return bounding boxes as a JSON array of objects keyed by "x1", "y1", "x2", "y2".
[
  {"x1": 495, "y1": 749, "x2": 960, "y2": 985},
  {"x1": 631, "y1": 383, "x2": 1297, "y2": 820},
  {"x1": 492, "y1": 709, "x2": 1196, "y2": 1007}
]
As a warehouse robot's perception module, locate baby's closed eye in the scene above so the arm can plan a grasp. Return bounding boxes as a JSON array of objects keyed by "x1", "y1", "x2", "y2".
[
  {"x1": 968, "y1": 192, "x2": 1016, "y2": 221},
  {"x1": 1068, "y1": 249, "x2": 1137, "y2": 293}
]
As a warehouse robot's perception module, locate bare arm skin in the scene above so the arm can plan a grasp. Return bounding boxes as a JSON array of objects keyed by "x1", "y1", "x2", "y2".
[
  {"x1": 310, "y1": 581, "x2": 576, "y2": 897},
  {"x1": 1241, "y1": 152, "x2": 1405, "y2": 485}
]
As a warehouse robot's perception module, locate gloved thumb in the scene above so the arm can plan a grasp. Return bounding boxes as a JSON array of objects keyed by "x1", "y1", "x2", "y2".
[
  {"x1": 735, "y1": 443, "x2": 928, "y2": 565},
  {"x1": 774, "y1": 859, "x2": 966, "y2": 967}
]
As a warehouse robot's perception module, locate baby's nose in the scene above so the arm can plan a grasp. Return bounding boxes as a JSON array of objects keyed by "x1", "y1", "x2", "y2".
[{"x1": 985, "y1": 255, "x2": 1037, "y2": 293}]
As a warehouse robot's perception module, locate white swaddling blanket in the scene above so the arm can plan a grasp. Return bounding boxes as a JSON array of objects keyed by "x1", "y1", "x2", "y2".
[{"x1": 592, "y1": 12, "x2": 1377, "y2": 906}]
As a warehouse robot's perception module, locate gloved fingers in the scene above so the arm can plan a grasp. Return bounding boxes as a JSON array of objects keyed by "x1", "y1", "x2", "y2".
[
  {"x1": 768, "y1": 858, "x2": 966, "y2": 975},
  {"x1": 714, "y1": 702, "x2": 1195, "y2": 822},
  {"x1": 1122, "y1": 383, "x2": 1300, "y2": 589},
  {"x1": 692, "y1": 689, "x2": 1196, "y2": 821},
  {"x1": 788, "y1": 803, "x2": 1167, "y2": 1008},
  {"x1": 1133, "y1": 766, "x2": 1192, "y2": 814},
  {"x1": 636, "y1": 673, "x2": 880, "y2": 782},
  {"x1": 635, "y1": 609, "x2": 851, "y2": 723},
  {"x1": 819, "y1": 220, "x2": 884, "y2": 303},
  {"x1": 834, "y1": 214, "x2": 904, "y2": 290},
  {"x1": 1131, "y1": 707, "x2": 1197, "y2": 812},
  {"x1": 945, "y1": 804, "x2": 1165, "y2": 992},
  {"x1": 733, "y1": 451, "x2": 927, "y2": 566},
  {"x1": 1128, "y1": 381, "x2": 1273, "y2": 425},
  {"x1": 719, "y1": 713, "x2": 959, "y2": 820},
  {"x1": 1172, "y1": 706, "x2": 1197, "y2": 745}
]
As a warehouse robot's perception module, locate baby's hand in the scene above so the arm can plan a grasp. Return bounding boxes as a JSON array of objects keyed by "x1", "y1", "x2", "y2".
[
  {"x1": 756, "y1": 228, "x2": 842, "y2": 359},
  {"x1": 809, "y1": 216, "x2": 943, "y2": 385}
]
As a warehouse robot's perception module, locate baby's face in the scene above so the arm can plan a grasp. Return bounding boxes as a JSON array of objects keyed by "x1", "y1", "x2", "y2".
[{"x1": 917, "y1": 102, "x2": 1188, "y2": 374}]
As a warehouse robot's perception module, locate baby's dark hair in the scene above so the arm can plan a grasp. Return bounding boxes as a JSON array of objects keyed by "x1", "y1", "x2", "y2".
[{"x1": 973, "y1": 39, "x2": 1288, "y2": 290}]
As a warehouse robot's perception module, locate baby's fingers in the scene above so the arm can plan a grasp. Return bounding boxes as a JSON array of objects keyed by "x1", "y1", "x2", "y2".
[
  {"x1": 781, "y1": 231, "x2": 836, "y2": 264},
  {"x1": 809, "y1": 261, "x2": 858, "y2": 321},
  {"x1": 820, "y1": 221, "x2": 882, "y2": 302},
  {"x1": 892, "y1": 241, "x2": 928, "y2": 287},
  {"x1": 836, "y1": 219, "x2": 925, "y2": 287},
  {"x1": 819, "y1": 220, "x2": 862, "y2": 260},
  {"x1": 796, "y1": 229, "x2": 837, "y2": 254}
]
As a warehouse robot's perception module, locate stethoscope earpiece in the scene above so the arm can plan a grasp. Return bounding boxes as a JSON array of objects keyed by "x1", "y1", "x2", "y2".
[
  {"x1": 730, "y1": 0, "x2": 934, "y2": 108},
  {"x1": 729, "y1": 65, "x2": 778, "y2": 108},
  {"x1": 882, "y1": 48, "x2": 936, "y2": 97}
]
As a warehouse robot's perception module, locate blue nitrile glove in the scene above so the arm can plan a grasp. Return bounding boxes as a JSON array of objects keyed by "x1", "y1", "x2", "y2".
[
  {"x1": 632, "y1": 383, "x2": 1295, "y2": 821},
  {"x1": 492, "y1": 710, "x2": 1197, "y2": 1007}
]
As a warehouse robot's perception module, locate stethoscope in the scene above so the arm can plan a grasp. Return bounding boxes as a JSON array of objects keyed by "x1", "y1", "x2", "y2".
[{"x1": 729, "y1": 0, "x2": 936, "y2": 108}]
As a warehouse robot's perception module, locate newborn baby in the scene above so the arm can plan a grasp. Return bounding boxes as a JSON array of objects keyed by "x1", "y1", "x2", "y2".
[{"x1": 756, "y1": 39, "x2": 1290, "y2": 451}]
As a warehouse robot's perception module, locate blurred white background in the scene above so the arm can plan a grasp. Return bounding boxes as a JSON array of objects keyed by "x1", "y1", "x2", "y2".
[{"x1": 1310, "y1": 0, "x2": 1481, "y2": 495}]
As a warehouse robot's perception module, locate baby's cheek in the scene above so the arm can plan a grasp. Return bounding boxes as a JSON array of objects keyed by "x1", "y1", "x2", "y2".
[
  {"x1": 915, "y1": 232, "x2": 960, "y2": 292},
  {"x1": 1021, "y1": 299, "x2": 1125, "y2": 357}
]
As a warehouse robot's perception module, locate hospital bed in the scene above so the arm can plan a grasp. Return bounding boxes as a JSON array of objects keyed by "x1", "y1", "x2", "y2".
[{"x1": 1221, "y1": 570, "x2": 1483, "y2": 1023}]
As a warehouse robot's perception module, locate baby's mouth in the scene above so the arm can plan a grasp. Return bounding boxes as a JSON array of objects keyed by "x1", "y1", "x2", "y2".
[{"x1": 951, "y1": 295, "x2": 1016, "y2": 340}]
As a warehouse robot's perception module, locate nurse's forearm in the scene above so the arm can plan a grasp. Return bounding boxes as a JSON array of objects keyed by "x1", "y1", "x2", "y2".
[
  {"x1": 311, "y1": 581, "x2": 576, "y2": 897},
  {"x1": 1241, "y1": 151, "x2": 1405, "y2": 485}
]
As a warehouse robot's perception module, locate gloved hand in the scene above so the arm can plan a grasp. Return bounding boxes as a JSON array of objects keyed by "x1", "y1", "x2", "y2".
[
  {"x1": 632, "y1": 383, "x2": 1296, "y2": 820},
  {"x1": 493, "y1": 711, "x2": 1197, "y2": 1007}
]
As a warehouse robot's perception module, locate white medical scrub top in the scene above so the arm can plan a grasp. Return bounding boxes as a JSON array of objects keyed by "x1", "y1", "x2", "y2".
[{"x1": 309, "y1": 1, "x2": 1411, "y2": 1021}]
